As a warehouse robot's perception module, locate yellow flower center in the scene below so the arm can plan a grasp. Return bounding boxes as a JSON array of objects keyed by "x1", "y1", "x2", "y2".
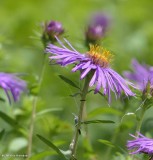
[{"x1": 87, "y1": 44, "x2": 113, "y2": 67}]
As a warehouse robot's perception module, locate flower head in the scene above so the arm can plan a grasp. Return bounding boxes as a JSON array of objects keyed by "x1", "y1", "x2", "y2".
[
  {"x1": 124, "y1": 59, "x2": 153, "y2": 92},
  {"x1": 85, "y1": 13, "x2": 110, "y2": 42},
  {"x1": 0, "y1": 73, "x2": 27, "y2": 104},
  {"x1": 42, "y1": 20, "x2": 64, "y2": 44},
  {"x1": 127, "y1": 132, "x2": 153, "y2": 157},
  {"x1": 45, "y1": 21, "x2": 64, "y2": 37},
  {"x1": 46, "y1": 37, "x2": 134, "y2": 103}
]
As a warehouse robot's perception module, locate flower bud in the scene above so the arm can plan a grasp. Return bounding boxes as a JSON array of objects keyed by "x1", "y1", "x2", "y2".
[
  {"x1": 46, "y1": 21, "x2": 64, "y2": 38},
  {"x1": 85, "y1": 13, "x2": 110, "y2": 43},
  {"x1": 42, "y1": 20, "x2": 64, "y2": 45}
]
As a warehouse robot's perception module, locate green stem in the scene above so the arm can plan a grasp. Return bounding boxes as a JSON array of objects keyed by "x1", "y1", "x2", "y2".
[
  {"x1": 130, "y1": 104, "x2": 146, "y2": 160},
  {"x1": 69, "y1": 77, "x2": 90, "y2": 160},
  {"x1": 135, "y1": 106, "x2": 146, "y2": 136},
  {"x1": 27, "y1": 54, "x2": 47, "y2": 158}
]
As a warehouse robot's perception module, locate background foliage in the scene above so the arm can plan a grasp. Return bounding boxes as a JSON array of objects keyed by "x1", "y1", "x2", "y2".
[{"x1": 0, "y1": 0, "x2": 153, "y2": 159}]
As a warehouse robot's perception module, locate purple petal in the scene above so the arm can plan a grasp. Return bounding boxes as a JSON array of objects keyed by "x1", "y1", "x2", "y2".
[
  {"x1": 0, "y1": 73, "x2": 27, "y2": 104},
  {"x1": 80, "y1": 67, "x2": 92, "y2": 79},
  {"x1": 89, "y1": 70, "x2": 97, "y2": 87}
]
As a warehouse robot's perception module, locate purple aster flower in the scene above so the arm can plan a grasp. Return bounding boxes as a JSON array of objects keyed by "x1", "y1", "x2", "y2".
[
  {"x1": 127, "y1": 132, "x2": 153, "y2": 158},
  {"x1": 85, "y1": 13, "x2": 110, "y2": 42},
  {"x1": 46, "y1": 37, "x2": 134, "y2": 103},
  {"x1": 124, "y1": 59, "x2": 153, "y2": 91},
  {"x1": 0, "y1": 73, "x2": 27, "y2": 104},
  {"x1": 44, "y1": 21, "x2": 64, "y2": 38}
]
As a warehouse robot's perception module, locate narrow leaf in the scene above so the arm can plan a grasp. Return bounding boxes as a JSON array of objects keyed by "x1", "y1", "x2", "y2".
[
  {"x1": 59, "y1": 75, "x2": 80, "y2": 89},
  {"x1": 81, "y1": 119, "x2": 115, "y2": 124},
  {"x1": 98, "y1": 139, "x2": 115, "y2": 148},
  {"x1": 0, "y1": 129, "x2": 5, "y2": 140},
  {"x1": 37, "y1": 134, "x2": 67, "y2": 160},
  {"x1": 36, "y1": 108, "x2": 62, "y2": 116},
  {"x1": 0, "y1": 111, "x2": 18, "y2": 127},
  {"x1": 88, "y1": 107, "x2": 122, "y2": 118},
  {"x1": 29, "y1": 151, "x2": 56, "y2": 160},
  {"x1": 69, "y1": 93, "x2": 80, "y2": 97},
  {"x1": 121, "y1": 112, "x2": 136, "y2": 122},
  {"x1": 0, "y1": 97, "x2": 5, "y2": 102}
]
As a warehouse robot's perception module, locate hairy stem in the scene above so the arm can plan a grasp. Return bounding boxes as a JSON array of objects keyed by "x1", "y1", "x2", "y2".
[
  {"x1": 27, "y1": 54, "x2": 47, "y2": 158},
  {"x1": 69, "y1": 77, "x2": 90, "y2": 160}
]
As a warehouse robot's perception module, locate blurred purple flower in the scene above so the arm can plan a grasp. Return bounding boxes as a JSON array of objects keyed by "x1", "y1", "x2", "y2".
[
  {"x1": 0, "y1": 73, "x2": 27, "y2": 104},
  {"x1": 85, "y1": 13, "x2": 110, "y2": 42},
  {"x1": 127, "y1": 132, "x2": 153, "y2": 157},
  {"x1": 46, "y1": 37, "x2": 134, "y2": 103},
  {"x1": 45, "y1": 21, "x2": 64, "y2": 38},
  {"x1": 124, "y1": 59, "x2": 153, "y2": 91}
]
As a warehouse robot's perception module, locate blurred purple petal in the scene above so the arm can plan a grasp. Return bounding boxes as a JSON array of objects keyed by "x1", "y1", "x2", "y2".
[
  {"x1": 124, "y1": 59, "x2": 153, "y2": 91},
  {"x1": 127, "y1": 132, "x2": 153, "y2": 156},
  {"x1": 85, "y1": 13, "x2": 110, "y2": 42},
  {"x1": 0, "y1": 73, "x2": 27, "y2": 104}
]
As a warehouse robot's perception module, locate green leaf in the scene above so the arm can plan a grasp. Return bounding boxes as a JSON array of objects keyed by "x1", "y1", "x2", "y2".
[
  {"x1": 121, "y1": 112, "x2": 136, "y2": 121},
  {"x1": 36, "y1": 108, "x2": 62, "y2": 116},
  {"x1": 59, "y1": 75, "x2": 80, "y2": 89},
  {"x1": 88, "y1": 107, "x2": 122, "y2": 118},
  {"x1": 69, "y1": 93, "x2": 80, "y2": 97},
  {"x1": 98, "y1": 139, "x2": 115, "y2": 148},
  {"x1": 30, "y1": 83, "x2": 39, "y2": 96},
  {"x1": 29, "y1": 151, "x2": 56, "y2": 160},
  {"x1": 97, "y1": 91, "x2": 104, "y2": 97},
  {"x1": 0, "y1": 129, "x2": 5, "y2": 140},
  {"x1": 37, "y1": 134, "x2": 67, "y2": 160},
  {"x1": 0, "y1": 111, "x2": 18, "y2": 127},
  {"x1": 0, "y1": 97, "x2": 5, "y2": 102},
  {"x1": 81, "y1": 119, "x2": 115, "y2": 124}
]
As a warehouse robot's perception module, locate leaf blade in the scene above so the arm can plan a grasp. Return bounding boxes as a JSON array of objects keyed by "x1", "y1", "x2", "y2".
[
  {"x1": 81, "y1": 119, "x2": 115, "y2": 124},
  {"x1": 29, "y1": 151, "x2": 56, "y2": 160},
  {"x1": 0, "y1": 111, "x2": 18, "y2": 127},
  {"x1": 0, "y1": 129, "x2": 5, "y2": 140},
  {"x1": 37, "y1": 134, "x2": 67, "y2": 160},
  {"x1": 59, "y1": 75, "x2": 80, "y2": 89},
  {"x1": 88, "y1": 107, "x2": 122, "y2": 118},
  {"x1": 36, "y1": 108, "x2": 62, "y2": 116},
  {"x1": 98, "y1": 139, "x2": 115, "y2": 148}
]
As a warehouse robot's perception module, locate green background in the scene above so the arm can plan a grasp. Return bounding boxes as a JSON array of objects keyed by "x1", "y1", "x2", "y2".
[{"x1": 0, "y1": 0, "x2": 153, "y2": 159}]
